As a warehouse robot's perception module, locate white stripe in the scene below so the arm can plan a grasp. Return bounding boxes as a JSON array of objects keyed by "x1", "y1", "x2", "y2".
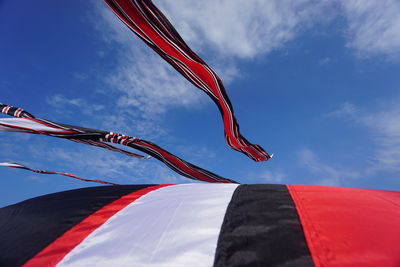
[
  {"x1": 0, "y1": 118, "x2": 67, "y2": 133},
  {"x1": 0, "y1": 162, "x2": 22, "y2": 167},
  {"x1": 57, "y1": 183, "x2": 238, "y2": 267}
]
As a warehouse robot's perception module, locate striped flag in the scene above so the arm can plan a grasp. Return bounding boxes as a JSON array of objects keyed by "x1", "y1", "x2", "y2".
[{"x1": 1, "y1": 184, "x2": 399, "y2": 266}]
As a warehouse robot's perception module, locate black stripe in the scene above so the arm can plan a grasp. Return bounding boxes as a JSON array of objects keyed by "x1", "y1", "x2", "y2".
[
  {"x1": 214, "y1": 184, "x2": 314, "y2": 267},
  {"x1": 0, "y1": 185, "x2": 154, "y2": 267}
]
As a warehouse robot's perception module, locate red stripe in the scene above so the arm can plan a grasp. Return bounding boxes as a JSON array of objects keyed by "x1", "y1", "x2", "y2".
[
  {"x1": 287, "y1": 185, "x2": 400, "y2": 267},
  {"x1": 23, "y1": 184, "x2": 172, "y2": 267},
  {"x1": 138, "y1": 141, "x2": 218, "y2": 183}
]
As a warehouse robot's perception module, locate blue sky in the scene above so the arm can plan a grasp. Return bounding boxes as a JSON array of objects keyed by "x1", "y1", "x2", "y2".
[{"x1": 1, "y1": 0, "x2": 400, "y2": 207}]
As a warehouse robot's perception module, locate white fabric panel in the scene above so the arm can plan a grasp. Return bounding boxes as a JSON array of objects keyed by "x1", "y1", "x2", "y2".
[
  {"x1": 0, "y1": 118, "x2": 66, "y2": 133},
  {"x1": 57, "y1": 184, "x2": 238, "y2": 267}
]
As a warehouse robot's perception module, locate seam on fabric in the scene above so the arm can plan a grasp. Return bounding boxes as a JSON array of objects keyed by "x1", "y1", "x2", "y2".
[
  {"x1": 287, "y1": 185, "x2": 326, "y2": 267},
  {"x1": 372, "y1": 193, "x2": 400, "y2": 208},
  {"x1": 212, "y1": 184, "x2": 242, "y2": 266},
  {"x1": 23, "y1": 184, "x2": 173, "y2": 267}
]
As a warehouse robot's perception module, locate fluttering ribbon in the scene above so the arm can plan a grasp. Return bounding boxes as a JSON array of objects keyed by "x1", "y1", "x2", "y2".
[
  {"x1": 0, "y1": 104, "x2": 236, "y2": 183},
  {"x1": 0, "y1": 162, "x2": 118, "y2": 185},
  {"x1": 104, "y1": 0, "x2": 271, "y2": 162}
]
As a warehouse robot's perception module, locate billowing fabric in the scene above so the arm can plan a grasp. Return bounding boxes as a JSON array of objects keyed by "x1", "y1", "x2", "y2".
[
  {"x1": 0, "y1": 104, "x2": 235, "y2": 183},
  {"x1": 0, "y1": 185, "x2": 155, "y2": 266},
  {"x1": 0, "y1": 162, "x2": 117, "y2": 185},
  {"x1": 24, "y1": 185, "x2": 169, "y2": 267},
  {"x1": 104, "y1": 0, "x2": 271, "y2": 162},
  {"x1": 214, "y1": 184, "x2": 313, "y2": 267},
  {"x1": 288, "y1": 185, "x2": 400, "y2": 267},
  {"x1": 57, "y1": 184, "x2": 238, "y2": 267},
  {"x1": 0, "y1": 184, "x2": 399, "y2": 266}
]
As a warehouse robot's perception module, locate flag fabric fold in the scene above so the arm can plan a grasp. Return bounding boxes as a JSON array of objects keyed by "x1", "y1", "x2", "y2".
[
  {"x1": 0, "y1": 104, "x2": 235, "y2": 183},
  {"x1": 2, "y1": 184, "x2": 398, "y2": 266},
  {"x1": 104, "y1": 0, "x2": 271, "y2": 162}
]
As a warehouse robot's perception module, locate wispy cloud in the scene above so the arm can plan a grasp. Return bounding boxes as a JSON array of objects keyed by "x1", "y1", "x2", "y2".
[
  {"x1": 318, "y1": 57, "x2": 331, "y2": 66},
  {"x1": 298, "y1": 148, "x2": 360, "y2": 186},
  {"x1": 107, "y1": 47, "x2": 204, "y2": 118},
  {"x1": 258, "y1": 170, "x2": 286, "y2": 184},
  {"x1": 326, "y1": 101, "x2": 400, "y2": 175},
  {"x1": 72, "y1": 72, "x2": 88, "y2": 81},
  {"x1": 339, "y1": 0, "x2": 400, "y2": 60},
  {"x1": 362, "y1": 105, "x2": 400, "y2": 173},
  {"x1": 158, "y1": 0, "x2": 400, "y2": 62},
  {"x1": 33, "y1": 144, "x2": 188, "y2": 184},
  {"x1": 244, "y1": 166, "x2": 287, "y2": 184},
  {"x1": 89, "y1": 0, "x2": 336, "y2": 138},
  {"x1": 93, "y1": 3, "x2": 204, "y2": 120},
  {"x1": 0, "y1": 130, "x2": 190, "y2": 185},
  {"x1": 325, "y1": 102, "x2": 357, "y2": 118},
  {"x1": 91, "y1": 0, "x2": 400, "y2": 138},
  {"x1": 157, "y1": 0, "x2": 331, "y2": 59},
  {"x1": 46, "y1": 94, "x2": 104, "y2": 116}
]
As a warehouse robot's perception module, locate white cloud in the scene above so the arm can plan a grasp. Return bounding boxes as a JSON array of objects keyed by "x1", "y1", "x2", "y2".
[
  {"x1": 157, "y1": 0, "x2": 400, "y2": 61},
  {"x1": 318, "y1": 57, "x2": 331, "y2": 65},
  {"x1": 298, "y1": 148, "x2": 359, "y2": 186},
  {"x1": 325, "y1": 102, "x2": 357, "y2": 118},
  {"x1": 339, "y1": 0, "x2": 400, "y2": 60},
  {"x1": 362, "y1": 105, "x2": 400, "y2": 173},
  {"x1": 90, "y1": 0, "x2": 338, "y2": 138},
  {"x1": 47, "y1": 94, "x2": 84, "y2": 107},
  {"x1": 0, "y1": 131, "x2": 191, "y2": 185},
  {"x1": 46, "y1": 94, "x2": 104, "y2": 116},
  {"x1": 92, "y1": 0, "x2": 400, "y2": 131},
  {"x1": 72, "y1": 72, "x2": 88, "y2": 81},
  {"x1": 245, "y1": 167, "x2": 287, "y2": 184},
  {"x1": 38, "y1": 145, "x2": 188, "y2": 184},
  {"x1": 156, "y1": 0, "x2": 331, "y2": 59},
  {"x1": 93, "y1": 3, "x2": 205, "y2": 122},
  {"x1": 327, "y1": 102, "x2": 400, "y2": 175},
  {"x1": 107, "y1": 47, "x2": 204, "y2": 118},
  {"x1": 258, "y1": 170, "x2": 286, "y2": 184}
]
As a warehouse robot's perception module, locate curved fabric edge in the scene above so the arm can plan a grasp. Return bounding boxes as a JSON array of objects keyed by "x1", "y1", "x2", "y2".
[
  {"x1": 56, "y1": 183, "x2": 239, "y2": 267},
  {"x1": 23, "y1": 185, "x2": 172, "y2": 267}
]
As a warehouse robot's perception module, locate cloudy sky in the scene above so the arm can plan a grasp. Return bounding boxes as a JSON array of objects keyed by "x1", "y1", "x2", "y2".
[{"x1": 1, "y1": 0, "x2": 400, "y2": 206}]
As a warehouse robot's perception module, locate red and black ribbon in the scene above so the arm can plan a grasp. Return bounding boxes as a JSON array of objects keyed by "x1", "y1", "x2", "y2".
[
  {"x1": 0, "y1": 162, "x2": 118, "y2": 185},
  {"x1": 104, "y1": 0, "x2": 271, "y2": 162},
  {"x1": 0, "y1": 104, "x2": 236, "y2": 183}
]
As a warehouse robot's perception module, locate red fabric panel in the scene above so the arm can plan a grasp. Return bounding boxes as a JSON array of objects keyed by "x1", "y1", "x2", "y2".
[
  {"x1": 288, "y1": 185, "x2": 400, "y2": 267},
  {"x1": 23, "y1": 184, "x2": 172, "y2": 267}
]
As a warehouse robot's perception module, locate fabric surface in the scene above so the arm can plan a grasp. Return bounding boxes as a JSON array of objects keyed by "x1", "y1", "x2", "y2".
[
  {"x1": 25, "y1": 185, "x2": 169, "y2": 267},
  {"x1": 214, "y1": 184, "x2": 314, "y2": 267},
  {"x1": 288, "y1": 185, "x2": 400, "y2": 267},
  {"x1": 0, "y1": 185, "x2": 153, "y2": 267},
  {"x1": 57, "y1": 184, "x2": 238, "y2": 267},
  {"x1": 1, "y1": 184, "x2": 399, "y2": 267},
  {"x1": 104, "y1": 0, "x2": 271, "y2": 162}
]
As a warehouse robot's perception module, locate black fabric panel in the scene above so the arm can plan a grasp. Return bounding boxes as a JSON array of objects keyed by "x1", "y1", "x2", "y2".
[
  {"x1": 0, "y1": 185, "x2": 153, "y2": 267},
  {"x1": 214, "y1": 184, "x2": 314, "y2": 267}
]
